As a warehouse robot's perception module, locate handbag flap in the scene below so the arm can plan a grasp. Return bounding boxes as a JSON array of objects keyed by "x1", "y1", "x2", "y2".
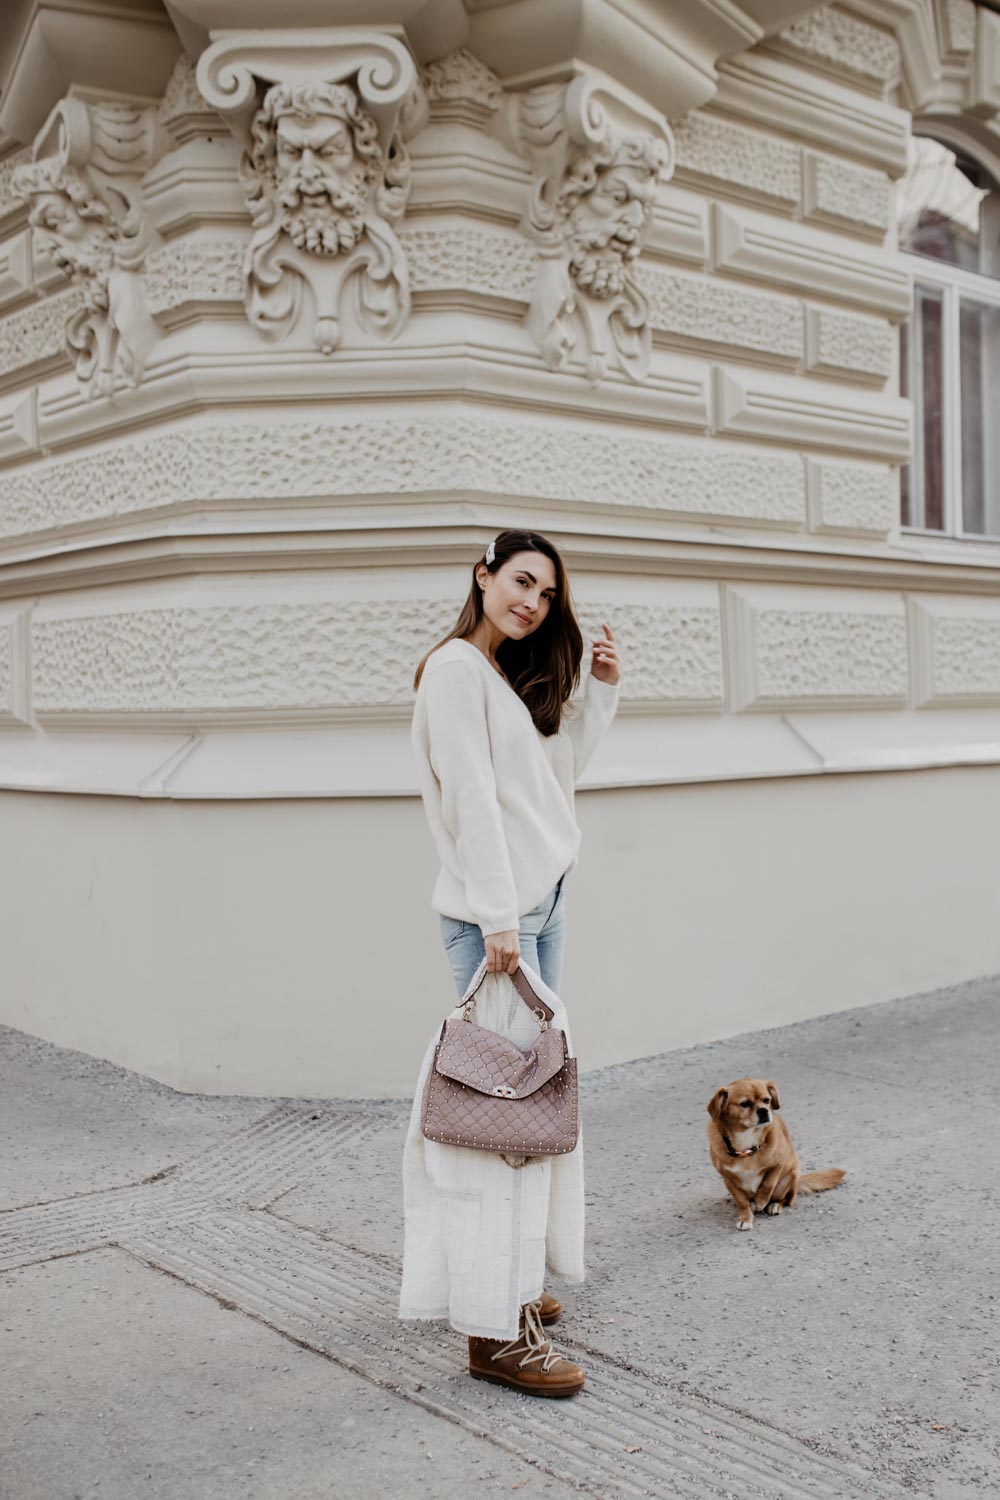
[{"x1": 434, "y1": 1019, "x2": 567, "y2": 1098}]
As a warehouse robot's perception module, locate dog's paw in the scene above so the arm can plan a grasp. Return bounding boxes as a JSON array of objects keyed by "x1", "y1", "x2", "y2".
[
  {"x1": 737, "y1": 1218, "x2": 753, "y2": 1232},
  {"x1": 765, "y1": 1201, "x2": 782, "y2": 1216}
]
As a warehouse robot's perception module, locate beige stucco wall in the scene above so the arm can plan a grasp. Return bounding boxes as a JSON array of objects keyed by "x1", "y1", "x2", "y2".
[{"x1": 3, "y1": 765, "x2": 998, "y2": 1096}]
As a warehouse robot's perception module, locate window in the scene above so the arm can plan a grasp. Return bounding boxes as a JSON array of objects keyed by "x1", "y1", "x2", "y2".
[{"x1": 898, "y1": 135, "x2": 1000, "y2": 537}]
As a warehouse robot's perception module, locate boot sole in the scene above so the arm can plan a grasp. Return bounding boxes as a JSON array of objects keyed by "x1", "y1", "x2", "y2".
[{"x1": 469, "y1": 1367, "x2": 584, "y2": 1398}]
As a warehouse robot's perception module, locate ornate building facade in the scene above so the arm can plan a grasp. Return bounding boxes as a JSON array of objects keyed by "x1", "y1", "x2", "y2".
[{"x1": 2, "y1": 0, "x2": 1000, "y2": 1093}]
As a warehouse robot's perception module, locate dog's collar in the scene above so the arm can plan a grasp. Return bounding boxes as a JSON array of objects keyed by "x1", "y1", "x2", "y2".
[{"x1": 722, "y1": 1132, "x2": 760, "y2": 1159}]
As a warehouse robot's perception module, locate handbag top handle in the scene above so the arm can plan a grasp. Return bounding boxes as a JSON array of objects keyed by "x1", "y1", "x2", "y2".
[{"x1": 463, "y1": 961, "x2": 555, "y2": 1025}]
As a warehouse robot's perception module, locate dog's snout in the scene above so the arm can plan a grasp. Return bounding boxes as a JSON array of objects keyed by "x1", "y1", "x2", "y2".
[{"x1": 756, "y1": 1108, "x2": 770, "y2": 1123}]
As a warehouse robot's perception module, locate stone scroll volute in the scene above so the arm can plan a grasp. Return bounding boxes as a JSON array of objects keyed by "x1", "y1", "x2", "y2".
[
  {"x1": 196, "y1": 32, "x2": 427, "y2": 355},
  {"x1": 516, "y1": 78, "x2": 674, "y2": 385},
  {"x1": 12, "y1": 98, "x2": 161, "y2": 399}
]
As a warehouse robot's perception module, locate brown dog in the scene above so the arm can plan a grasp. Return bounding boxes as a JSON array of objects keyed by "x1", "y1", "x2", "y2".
[{"x1": 707, "y1": 1078, "x2": 845, "y2": 1231}]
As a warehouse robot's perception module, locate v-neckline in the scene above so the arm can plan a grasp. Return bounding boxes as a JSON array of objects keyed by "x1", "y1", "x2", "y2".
[{"x1": 455, "y1": 637, "x2": 512, "y2": 688}]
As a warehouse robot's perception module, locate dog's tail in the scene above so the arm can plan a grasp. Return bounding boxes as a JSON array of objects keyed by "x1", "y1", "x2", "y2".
[{"x1": 798, "y1": 1168, "x2": 845, "y2": 1195}]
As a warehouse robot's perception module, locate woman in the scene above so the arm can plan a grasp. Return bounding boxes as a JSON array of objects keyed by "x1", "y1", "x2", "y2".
[{"x1": 398, "y1": 528, "x2": 621, "y2": 1397}]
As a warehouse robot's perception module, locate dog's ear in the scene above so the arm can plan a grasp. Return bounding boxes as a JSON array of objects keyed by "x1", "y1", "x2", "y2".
[
  {"x1": 707, "y1": 1088, "x2": 729, "y2": 1120},
  {"x1": 766, "y1": 1082, "x2": 780, "y2": 1111}
]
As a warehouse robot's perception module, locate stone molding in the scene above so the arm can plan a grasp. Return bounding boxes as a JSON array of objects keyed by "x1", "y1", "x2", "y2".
[
  {"x1": 11, "y1": 99, "x2": 162, "y2": 398},
  {"x1": 0, "y1": 1, "x2": 181, "y2": 146},
  {"x1": 0, "y1": 230, "x2": 34, "y2": 314},
  {"x1": 725, "y1": 584, "x2": 909, "y2": 711},
  {"x1": 715, "y1": 50, "x2": 910, "y2": 173},
  {"x1": 971, "y1": 7, "x2": 1000, "y2": 116},
  {"x1": 194, "y1": 31, "x2": 427, "y2": 356},
  {"x1": 0, "y1": 606, "x2": 31, "y2": 723},
  {"x1": 715, "y1": 366, "x2": 911, "y2": 459},
  {"x1": 0, "y1": 391, "x2": 38, "y2": 464},
  {"x1": 514, "y1": 76, "x2": 675, "y2": 384},
  {"x1": 859, "y1": 0, "x2": 1000, "y2": 118},
  {"x1": 712, "y1": 203, "x2": 911, "y2": 318}
]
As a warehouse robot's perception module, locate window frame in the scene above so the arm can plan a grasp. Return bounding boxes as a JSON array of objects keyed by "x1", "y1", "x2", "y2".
[
  {"x1": 900, "y1": 129, "x2": 1000, "y2": 542},
  {"x1": 905, "y1": 255, "x2": 1000, "y2": 543}
]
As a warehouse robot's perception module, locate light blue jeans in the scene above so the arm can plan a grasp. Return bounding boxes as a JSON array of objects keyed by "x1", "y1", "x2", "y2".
[{"x1": 440, "y1": 874, "x2": 567, "y2": 998}]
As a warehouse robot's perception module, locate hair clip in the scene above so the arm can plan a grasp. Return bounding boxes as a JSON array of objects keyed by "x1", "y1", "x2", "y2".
[{"x1": 485, "y1": 539, "x2": 496, "y2": 565}]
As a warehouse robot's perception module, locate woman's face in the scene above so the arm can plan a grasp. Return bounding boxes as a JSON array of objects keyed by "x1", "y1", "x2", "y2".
[{"x1": 478, "y1": 549, "x2": 558, "y2": 640}]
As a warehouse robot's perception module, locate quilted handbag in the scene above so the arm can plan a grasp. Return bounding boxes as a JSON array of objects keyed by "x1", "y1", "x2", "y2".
[{"x1": 421, "y1": 963, "x2": 579, "y2": 1156}]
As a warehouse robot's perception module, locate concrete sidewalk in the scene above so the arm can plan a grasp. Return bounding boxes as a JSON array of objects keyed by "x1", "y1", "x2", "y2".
[{"x1": 2, "y1": 976, "x2": 998, "y2": 1500}]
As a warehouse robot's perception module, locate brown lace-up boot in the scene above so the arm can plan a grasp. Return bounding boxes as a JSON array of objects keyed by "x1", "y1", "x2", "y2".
[
  {"x1": 468, "y1": 1300, "x2": 585, "y2": 1398},
  {"x1": 537, "y1": 1290, "x2": 561, "y2": 1325}
]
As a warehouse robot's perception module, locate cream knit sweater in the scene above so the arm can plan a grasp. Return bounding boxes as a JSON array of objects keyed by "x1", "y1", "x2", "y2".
[{"x1": 411, "y1": 638, "x2": 620, "y2": 936}]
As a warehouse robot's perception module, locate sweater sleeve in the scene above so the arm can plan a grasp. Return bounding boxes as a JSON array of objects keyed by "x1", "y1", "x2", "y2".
[
  {"x1": 422, "y1": 661, "x2": 521, "y2": 937},
  {"x1": 564, "y1": 672, "x2": 620, "y2": 781}
]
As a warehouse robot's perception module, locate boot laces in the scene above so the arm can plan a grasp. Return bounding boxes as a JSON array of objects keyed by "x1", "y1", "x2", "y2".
[{"x1": 491, "y1": 1299, "x2": 569, "y2": 1374}]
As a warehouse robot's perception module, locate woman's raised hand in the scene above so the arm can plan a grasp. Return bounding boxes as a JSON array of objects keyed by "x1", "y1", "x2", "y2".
[
  {"x1": 485, "y1": 929, "x2": 521, "y2": 975},
  {"x1": 591, "y1": 623, "x2": 620, "y2": 686}
]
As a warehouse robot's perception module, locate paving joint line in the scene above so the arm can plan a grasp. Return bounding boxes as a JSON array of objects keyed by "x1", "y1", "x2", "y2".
[{"x1": 120, "y1": 1212, "x2": 905, "y2": 1500}]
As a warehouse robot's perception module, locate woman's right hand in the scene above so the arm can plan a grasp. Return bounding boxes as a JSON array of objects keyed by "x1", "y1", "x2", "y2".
[{"x1": 485, "y1": 929, "x2": 520, "y2": 974}]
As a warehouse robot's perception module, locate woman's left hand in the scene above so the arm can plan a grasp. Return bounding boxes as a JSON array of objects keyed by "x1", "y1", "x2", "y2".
[{"x1": 590, "y1": 623, "x2": 620, "y2": 686}]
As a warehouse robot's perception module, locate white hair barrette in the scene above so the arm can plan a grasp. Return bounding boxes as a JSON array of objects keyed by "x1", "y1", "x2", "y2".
[{"x1": 485, "y1": 539, "x2": 496, "y2": 565}]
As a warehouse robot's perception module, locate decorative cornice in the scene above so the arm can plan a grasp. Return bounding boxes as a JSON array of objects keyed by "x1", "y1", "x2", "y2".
[{"x1": 196, "y1": 30, "x2": 420, "y2": 153}]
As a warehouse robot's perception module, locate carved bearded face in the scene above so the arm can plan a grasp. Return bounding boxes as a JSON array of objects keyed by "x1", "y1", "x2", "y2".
[
  {"x1": 273, "y1": 104, "x2": 371, "y2": 256},
  {"x1": 561, "y1": 148, "x2": 662, "y2": 299},
  {"x1": 29, "y1": 188, "x2": 113, "y2": 284}
]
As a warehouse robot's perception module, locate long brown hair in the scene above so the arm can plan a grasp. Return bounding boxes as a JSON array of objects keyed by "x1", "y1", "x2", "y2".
[{"x1": 413, "y1": 530, "x2": 583, "y2": 736}]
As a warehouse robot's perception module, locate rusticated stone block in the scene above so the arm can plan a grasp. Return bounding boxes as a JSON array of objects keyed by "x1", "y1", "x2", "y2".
[
  {"x1": 144, "y1": 240, "x2": 244, "y2": 314},
  {"x1": 726, "y1": 585, "x2": 908, "y2": 710},
  {"x1": 806, "y1": 458, "x2": 897, "y2": 535},
  {"x1": 803, "y1": 153, "x2": 892, "y2": 234},
  {"x1": 576, "y1": 597, "x2": 723, "y2": 706},
  {"x1": 0, "y1": 418, "x2": 807, "y2": 537},
  {"x1": 31, "y1": 595, "x2": 723, "y2": 715},
  {"x1": 805, "y1": 306, "x2": 893, "y2": 381},
  {"x1": 640, "y1": 267, "x2": 802, "y2": 360},
  {"x1": 402, "y1": 227, "x2": 537, "y2": 300},
  {"x1": 32, "y1": 602, "x2": 457, "y2": 715},
  {"x1": 910, "y1": 597, "x2": 1000, "y2": 706},
  {"x1": 670, "y1": 111, "x2": 800, "y2": 207},
  {"x1": 0, "y1": 287, "x2": 80, "y2": 377},
  {"x1": 778, "y1": 8, "x2": 900, "y2": 85}
]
